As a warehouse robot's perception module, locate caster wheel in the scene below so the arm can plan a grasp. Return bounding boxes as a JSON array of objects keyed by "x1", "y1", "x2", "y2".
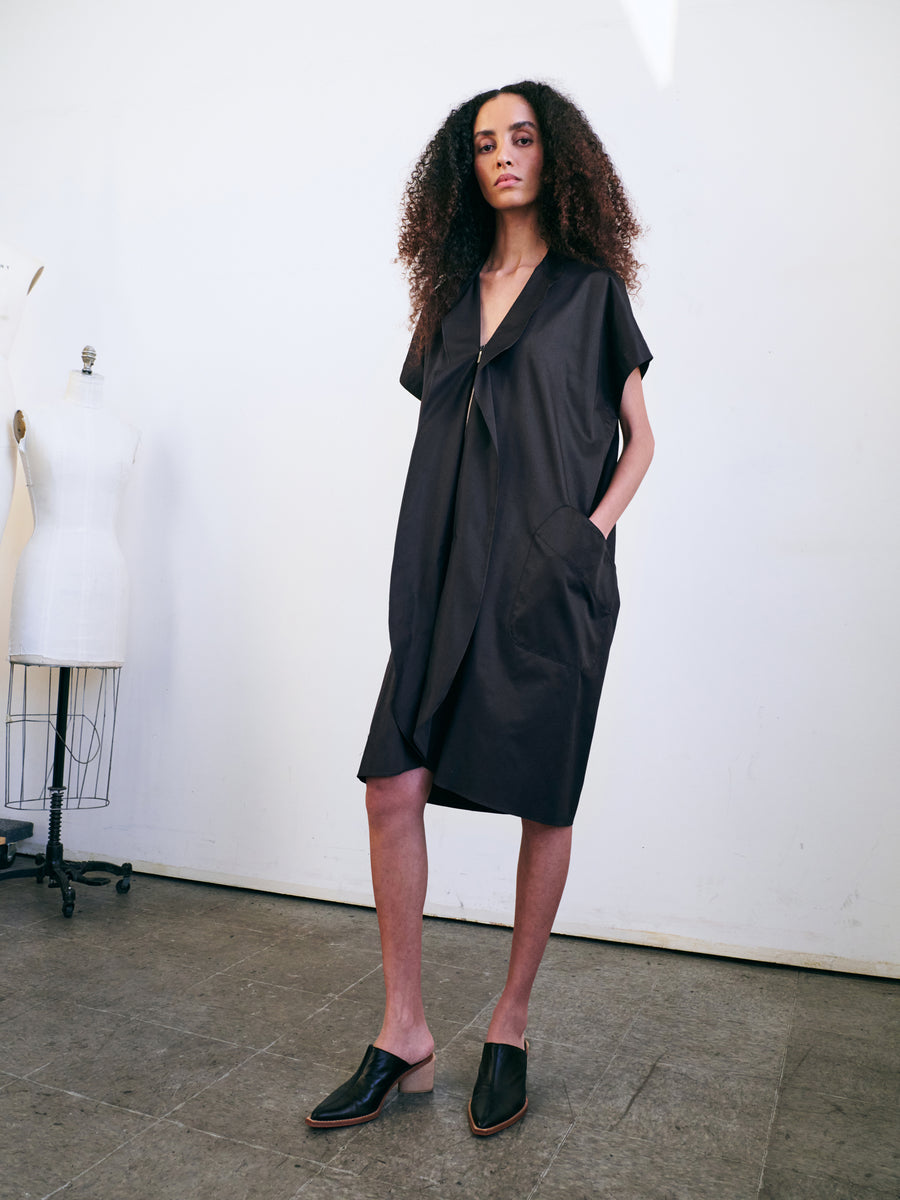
[
  {"x1": 62, "y1": 901, "x2": 75, "y2": 918},
  {"x1": 115, "y1": 878, "x2": 130, "y2": 894}
]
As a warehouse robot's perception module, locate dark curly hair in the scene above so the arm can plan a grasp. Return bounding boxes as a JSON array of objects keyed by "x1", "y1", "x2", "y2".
[{"x1": 398, "y1": 80, "x2": 644, "y2": 352}]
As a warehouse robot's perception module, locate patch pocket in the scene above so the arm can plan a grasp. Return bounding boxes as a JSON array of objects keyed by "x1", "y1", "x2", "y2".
[{"x1": 509, "y1": 505, "x2": 619, "y2": 672}]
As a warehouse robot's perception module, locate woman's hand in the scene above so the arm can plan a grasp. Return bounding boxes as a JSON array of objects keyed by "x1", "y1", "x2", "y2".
[{"x1": 589, "y1": 367, "x2": 654, "y2": 538}]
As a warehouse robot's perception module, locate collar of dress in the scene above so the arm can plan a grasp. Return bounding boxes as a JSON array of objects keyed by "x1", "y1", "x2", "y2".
[{"x1": 440, "y1": 250, "x2": 568, "y2": 369}]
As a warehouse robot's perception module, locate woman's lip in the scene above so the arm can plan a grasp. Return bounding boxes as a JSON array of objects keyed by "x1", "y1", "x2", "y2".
[{"x1": 495, "y1": 174, "x2": 520, "y2": 185}]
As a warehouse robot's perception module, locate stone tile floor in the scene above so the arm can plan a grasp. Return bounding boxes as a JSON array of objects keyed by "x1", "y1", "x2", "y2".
[{"x1": 0, "y1": 869, "x2": 897, "y2": 1199}]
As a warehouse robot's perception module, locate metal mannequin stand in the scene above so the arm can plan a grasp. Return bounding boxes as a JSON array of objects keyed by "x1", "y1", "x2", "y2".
[{"x1": 2, "y1": 664, "x2": 132, "y2": 917}]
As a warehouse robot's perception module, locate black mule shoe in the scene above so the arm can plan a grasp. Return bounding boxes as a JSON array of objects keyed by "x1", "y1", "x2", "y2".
[
  {"x1": 305, "y1": 1044, "x2": 435, "y2": 1128},
  {"x1": 467, "y1": 1040, "x2": 529, "y2": 1136}
]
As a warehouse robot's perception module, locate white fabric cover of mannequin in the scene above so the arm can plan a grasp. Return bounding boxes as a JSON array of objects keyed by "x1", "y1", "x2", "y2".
[
  {"x1": 10, "y1": 370, "x2": 139, "y2": 666},
  {"x1": 0, "y1": 242, "x2": 43, "y2": 521}
]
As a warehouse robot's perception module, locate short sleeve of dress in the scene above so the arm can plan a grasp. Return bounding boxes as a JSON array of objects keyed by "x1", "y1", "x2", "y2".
[
  {"x1": 399, "y1": 333, "x2": 425, "y2": 400},
  {"x1": 604, "y1": 273, "x2": 652, "y2": 410}
]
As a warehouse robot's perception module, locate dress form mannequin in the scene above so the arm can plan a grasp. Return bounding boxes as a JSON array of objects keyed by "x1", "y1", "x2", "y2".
[
  {"x1": 2, "y1": 348, "x2": 138, "y2": 915},
  {"x1": 0, "y1": 242, "x2": 43, "y2": 522},
  {"x1": 10, "y1": 350, "x2": 139, "y2": 665}
]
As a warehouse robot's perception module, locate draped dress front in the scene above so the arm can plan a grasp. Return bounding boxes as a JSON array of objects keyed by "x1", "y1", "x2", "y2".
[{"x1": 359, "y1": 252, "x2": 651, "y2": 827}]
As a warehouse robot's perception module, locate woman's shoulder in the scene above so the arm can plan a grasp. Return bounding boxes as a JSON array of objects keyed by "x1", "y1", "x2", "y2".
[
  {"x1": 547, "y1": 254, "x2": 629, "y2": 308},
  {"x1": 551, "y1": 253, "x2": 624, "y2": 287}
]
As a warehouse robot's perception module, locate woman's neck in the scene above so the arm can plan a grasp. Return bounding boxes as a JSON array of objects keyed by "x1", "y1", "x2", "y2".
[{"x1": 484, "y1": 209, "x2": 547, "y2": 275}]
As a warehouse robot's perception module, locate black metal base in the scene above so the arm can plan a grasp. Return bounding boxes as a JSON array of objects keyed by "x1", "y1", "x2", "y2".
[{"x1": 0, "y1": 835, "x2": 132, "y2": 918}]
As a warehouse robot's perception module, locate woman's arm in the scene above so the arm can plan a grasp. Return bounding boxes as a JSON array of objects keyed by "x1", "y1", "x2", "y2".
[{"x1": 589, "y1": 367, "x2": 654, "y2": 539}]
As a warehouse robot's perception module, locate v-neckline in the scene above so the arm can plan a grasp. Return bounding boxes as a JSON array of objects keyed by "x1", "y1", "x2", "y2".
[
  {"x1": 478, "y1": 252, "x2": 550, "y2": 350},
  {"x1": 438, "y1": 250, "x2": 564, "y2": 370}
]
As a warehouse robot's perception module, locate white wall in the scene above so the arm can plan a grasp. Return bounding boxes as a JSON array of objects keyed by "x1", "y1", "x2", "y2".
[{"x1": 1, "y1": 0, "x2": 898, "y2": 976}]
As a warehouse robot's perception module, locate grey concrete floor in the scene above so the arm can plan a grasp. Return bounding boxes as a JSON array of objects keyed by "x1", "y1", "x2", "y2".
[{"x1": 0, "y1": 868, "x2": 897, "y2": 1200}]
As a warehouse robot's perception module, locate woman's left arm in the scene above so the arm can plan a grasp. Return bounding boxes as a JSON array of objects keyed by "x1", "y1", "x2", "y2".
[{"x1": 589, "y1": 367, "x2": 655, "y2": 539}]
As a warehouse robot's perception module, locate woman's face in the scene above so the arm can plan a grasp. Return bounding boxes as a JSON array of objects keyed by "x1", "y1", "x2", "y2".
[{"x1": 473, "y1": 93, "x2": 543, "y2": 212}]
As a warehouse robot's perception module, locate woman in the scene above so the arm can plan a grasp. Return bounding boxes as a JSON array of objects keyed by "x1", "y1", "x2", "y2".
[{"x1": 307, "y1": 81, "x2": 654, "y2": 1136}]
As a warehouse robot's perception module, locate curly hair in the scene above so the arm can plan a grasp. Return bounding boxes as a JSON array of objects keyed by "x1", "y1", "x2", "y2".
[{"x1": 398, "y1": 80, "x2": 644, "y2": 352}]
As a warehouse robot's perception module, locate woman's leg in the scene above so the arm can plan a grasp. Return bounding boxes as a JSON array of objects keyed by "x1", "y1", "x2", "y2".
[
  {"x1": 485, "y1": 818, "x2": 573, "y2": 1047},
  {"x1": 366, "y1": 766, "x2": 435, "y2": 1065}
]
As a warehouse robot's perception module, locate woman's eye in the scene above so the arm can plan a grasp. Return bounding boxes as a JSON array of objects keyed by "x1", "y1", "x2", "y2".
[
  {"x1": 477, "y1": 142, "x2": 495, "y2": 153},
  {"x1": 515, "y1": 136, "x2": 533, "y2": 147}
]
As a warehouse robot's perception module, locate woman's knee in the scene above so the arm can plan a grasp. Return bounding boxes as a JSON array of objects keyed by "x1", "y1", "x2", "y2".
[
  {"x1": 521, "y1": 817, "x2": 573, "y2": 850},
  {"x1": 365, "y1": 768, "x2": 431, "y2": 825}
]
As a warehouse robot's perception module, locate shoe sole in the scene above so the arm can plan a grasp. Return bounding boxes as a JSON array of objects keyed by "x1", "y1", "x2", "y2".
[
  {"x1": 305, "y1": 1053, "x2": 435, "y2": 1129},
  {"x1": 467, "y1": 1096, "x2": 528, "y2": 1136}
]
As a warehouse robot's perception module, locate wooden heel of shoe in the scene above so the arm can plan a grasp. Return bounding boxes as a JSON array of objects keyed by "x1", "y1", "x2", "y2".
[{"x1": 398, "y1": 1052, "x2": 435, "y2": 1093}]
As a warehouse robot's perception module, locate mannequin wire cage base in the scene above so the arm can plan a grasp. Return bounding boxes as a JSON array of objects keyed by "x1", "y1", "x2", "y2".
[
  {"x1": 2, "y1": 663, "x2": 131, "y2": 918},
  {"x1": 5, "y1": 663, "x2": 120, "y2": 811}
]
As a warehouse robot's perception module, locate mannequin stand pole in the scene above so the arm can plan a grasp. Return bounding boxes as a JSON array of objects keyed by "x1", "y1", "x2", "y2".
[{"x1": 1, "y1": 666, "x2": 132, "y2": 918}]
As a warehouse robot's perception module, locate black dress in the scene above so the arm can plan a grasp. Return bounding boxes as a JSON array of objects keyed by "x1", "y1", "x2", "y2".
[{"x1": 359, "y1": 252, "x2": 651, "y2": 826}]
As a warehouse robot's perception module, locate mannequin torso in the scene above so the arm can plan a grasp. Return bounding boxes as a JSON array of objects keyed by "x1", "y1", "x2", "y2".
[{"x1": 10, "y1": 369, "x2": 139, "y2": 666}]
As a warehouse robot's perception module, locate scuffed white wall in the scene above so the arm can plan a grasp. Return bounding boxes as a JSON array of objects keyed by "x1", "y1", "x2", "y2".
[{"x1": 1, "y1": 0, "x2": 898, "y2": 976}]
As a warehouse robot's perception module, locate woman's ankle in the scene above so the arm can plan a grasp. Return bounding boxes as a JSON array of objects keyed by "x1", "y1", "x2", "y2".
[
  {"x1": 374, "y1": 1018, "x2": 434, "y2": 1064},
  {"x1": 485, "y1": 999, "x2": 528, "y2": 1048}
]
